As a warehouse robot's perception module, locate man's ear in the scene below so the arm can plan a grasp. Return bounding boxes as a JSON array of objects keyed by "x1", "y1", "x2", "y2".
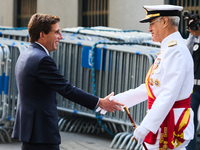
[
  {"x1": 40, "y1": 31, "x2": 45, "y2": 39},
  {"x1": 162, "y1": 17, "x2": 169, "y2": 27}
]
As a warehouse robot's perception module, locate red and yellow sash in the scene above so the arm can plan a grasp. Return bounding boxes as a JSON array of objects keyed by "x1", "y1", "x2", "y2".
[{"x1": 144, "y1": 64, "x2": 191, "y2": 149}]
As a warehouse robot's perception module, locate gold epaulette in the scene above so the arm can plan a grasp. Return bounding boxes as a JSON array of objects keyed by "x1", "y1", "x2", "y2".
[{"x1": 168, "y1": 40, "x2": 177, "y2": 47}]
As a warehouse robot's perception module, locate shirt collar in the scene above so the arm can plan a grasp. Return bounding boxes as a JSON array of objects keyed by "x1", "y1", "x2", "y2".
[{"x1": 35, "y1": 42, "x2": 50, "y2": 56}]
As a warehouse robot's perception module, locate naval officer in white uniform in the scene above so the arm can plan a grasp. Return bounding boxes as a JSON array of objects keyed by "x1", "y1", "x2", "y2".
[{"x1": 97, "y1": 5, "x2": 194, "y2": 150}]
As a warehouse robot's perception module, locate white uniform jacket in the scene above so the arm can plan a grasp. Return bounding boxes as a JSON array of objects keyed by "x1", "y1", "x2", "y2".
[{"x1": 111, "y1": 31, "x2": 194, "y2": 140}]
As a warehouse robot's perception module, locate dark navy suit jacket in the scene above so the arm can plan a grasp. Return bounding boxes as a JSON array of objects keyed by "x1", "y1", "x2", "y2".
[{"x1": 12, "y1": 43, "x2": 98, "y2": 144}]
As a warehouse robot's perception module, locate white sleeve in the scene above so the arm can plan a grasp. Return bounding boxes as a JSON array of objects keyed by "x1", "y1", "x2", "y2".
[
  {"x1": 110, "y1": 84, "x2": 148, "y2": 108},
  {"x1": 96, "y1": 84, "x2": 148, "y2": 114}
]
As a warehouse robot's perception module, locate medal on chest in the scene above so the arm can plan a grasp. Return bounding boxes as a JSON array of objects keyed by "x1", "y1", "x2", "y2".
[
  {"x1": 152, "y1": 58, "x2": 161, "y2": 75},
  {"x1": 149, "y1": 58, "x2": 161, "y2": 87}
]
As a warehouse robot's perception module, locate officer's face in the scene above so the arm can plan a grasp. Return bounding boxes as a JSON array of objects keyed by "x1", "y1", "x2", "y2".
[{"x1": 148, "y1": 17, "x2": 163, "y2": 43}]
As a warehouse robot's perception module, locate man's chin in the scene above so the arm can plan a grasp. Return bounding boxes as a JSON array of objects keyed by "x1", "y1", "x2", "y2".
[
  {"x1": 152, "y1": 38, "x2": 156, "y2": 42},
  {"x1": 152, "y1": 38, "x2": 159, "y2": 43}
]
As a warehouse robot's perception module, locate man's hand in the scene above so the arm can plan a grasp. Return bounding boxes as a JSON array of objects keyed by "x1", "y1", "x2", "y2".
[
  {"x1": 133, "y1": 125, "x2": 149, "y2": 145},
  {"x1": 97, "y1": 92, "x2": 124, "y2": 113}
]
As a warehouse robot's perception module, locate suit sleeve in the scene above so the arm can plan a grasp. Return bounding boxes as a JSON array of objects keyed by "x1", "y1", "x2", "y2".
[{"x1": 37, "y1": 56, "x2": 99, "y2": 110}]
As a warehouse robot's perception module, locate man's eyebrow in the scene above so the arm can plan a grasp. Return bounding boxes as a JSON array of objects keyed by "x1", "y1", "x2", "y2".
[{"x1": 54, "y1": 29, "x2": 60, "y2": 32}]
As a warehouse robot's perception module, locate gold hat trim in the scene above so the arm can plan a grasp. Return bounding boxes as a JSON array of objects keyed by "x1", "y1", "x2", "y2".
[{"x1": 145, "y1": 13, "x2": 160, "y2": 19}]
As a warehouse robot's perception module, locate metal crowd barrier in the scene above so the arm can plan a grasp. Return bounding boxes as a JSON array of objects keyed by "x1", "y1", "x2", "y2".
[
  {"x1": 0, "y1": 28, "x2": 110, "y2": 43},
  {"x1": 141, "y1": 40, "x2": 161, "y2": 48},
  {"x1": 141, "y1": 39, "x2": 187, "y2": 48},
  {"x1": 0, "y1": 29, "x2": 29, "y2": 42},
  {"x1": 62, "y1": 32, "x2": 110, "y2": 42},
  {"x1": 62, "y1": 26, "x2": 152, "y2": 43},
  {"x1": 0, "y1": 38, "x2": 27, "y2": 142}
]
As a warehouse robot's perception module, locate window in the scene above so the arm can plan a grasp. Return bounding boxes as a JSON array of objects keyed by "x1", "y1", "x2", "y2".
[
  {"x1": 81, "y1": 0, "x2": 108, "y2": 27},
  {"x1": 17, "y1": 0, "x2": 37, "y2": 27}
]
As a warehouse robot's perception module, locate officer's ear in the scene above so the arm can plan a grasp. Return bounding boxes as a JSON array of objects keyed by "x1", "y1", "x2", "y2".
[{"x1": 162, "y1": 17, "x2": 169, "y2": 27}]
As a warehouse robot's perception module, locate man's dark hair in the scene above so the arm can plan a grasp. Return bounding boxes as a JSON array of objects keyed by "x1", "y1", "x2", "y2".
[{"x1": 28, "y1": 13, "x2": 60, "y2": 43}]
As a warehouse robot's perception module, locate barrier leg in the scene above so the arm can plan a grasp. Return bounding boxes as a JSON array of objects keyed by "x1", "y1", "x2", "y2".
[
  {"x1": 110, "y1": 132, "x2": 124, "y2": 148},
  {"x1": 119, "y1": 133, "x2": 133, "y2": 149}
]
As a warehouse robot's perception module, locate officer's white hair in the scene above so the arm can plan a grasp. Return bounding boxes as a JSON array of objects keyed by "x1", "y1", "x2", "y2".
[{"x1": 167, "y1": 16, "x2": 180, "y2": 27}]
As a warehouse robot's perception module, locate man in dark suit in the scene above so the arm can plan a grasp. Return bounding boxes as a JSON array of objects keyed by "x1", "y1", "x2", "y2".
[{"x1": 12, "y1": 13, "x2": 123, "y2": 150}]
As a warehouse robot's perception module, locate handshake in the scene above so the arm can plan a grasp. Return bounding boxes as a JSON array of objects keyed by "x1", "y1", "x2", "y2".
[
  {"x1": 96, "y1": 92, "x2": 124, "y2": 114},
  {"x1": 96, "y1": 92, "x2": 149, "y2": 148}
]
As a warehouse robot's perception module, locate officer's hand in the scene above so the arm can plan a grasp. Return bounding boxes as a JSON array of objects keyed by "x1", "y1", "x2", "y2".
[{"x1": 133, "y1": 125, "x2": 149, "y2": 145}]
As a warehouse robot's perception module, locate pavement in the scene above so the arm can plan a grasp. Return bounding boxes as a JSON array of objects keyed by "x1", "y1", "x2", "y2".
[
  {"x1": 0, "y1": 131, "x2": 116, "y2": 150},
  {"x1": 2, "y1": 131, "x2": 200, "y2": 150}
]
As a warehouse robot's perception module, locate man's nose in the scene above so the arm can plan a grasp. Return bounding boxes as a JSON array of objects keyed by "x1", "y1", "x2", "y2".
[
  {"x1": 148, "y1": 26, "x2": 152, "y2": 32},
  {"x1": 59, "y1": 32, "x2": 63, "y2": 40}
]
